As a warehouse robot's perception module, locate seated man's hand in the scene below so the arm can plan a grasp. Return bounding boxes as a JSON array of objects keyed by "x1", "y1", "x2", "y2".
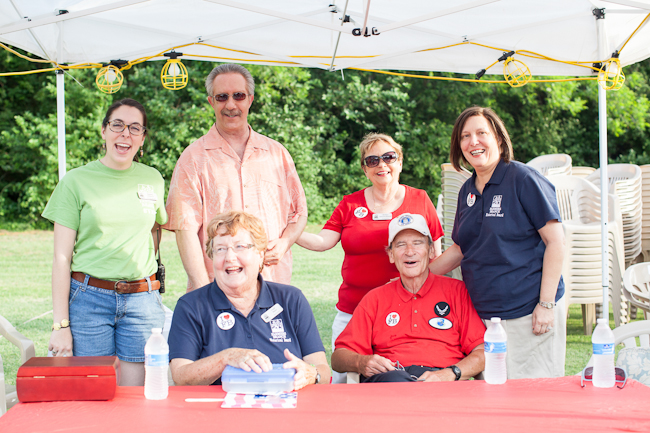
[
  {"x1": 225, "y1": 348, "x2": 272, "y2": 373},
  {"x1": 283, "y1": 349, "x2": 317, "y2": 390},
  {"x1": 359, "y1": 354, "x2": 395, "y2": 377},
  {"x1": 418, "y1": 369, "x2": 457, "y2": 382}
]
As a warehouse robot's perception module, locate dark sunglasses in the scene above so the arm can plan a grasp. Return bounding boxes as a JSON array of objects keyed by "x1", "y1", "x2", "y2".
[
  {"x1": 212, "y1": 92, "x2": 248, "y2": 102},
  {"x1": 363, "y1": 151, "x2": 398, "y2": 168},
  {"x1": 581, "y1": 366, "x2": 627, "y2": 389}
]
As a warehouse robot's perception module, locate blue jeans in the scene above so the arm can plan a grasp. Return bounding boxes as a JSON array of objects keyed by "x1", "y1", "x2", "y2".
[{"x1": 68, "y1": 275, "x2": 165, "y2": 362}]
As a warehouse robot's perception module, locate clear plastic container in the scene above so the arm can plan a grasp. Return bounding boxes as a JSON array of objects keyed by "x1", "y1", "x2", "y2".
[
  {"x1": 221, "y1": 364, "x2": 295, "y2": 394},
  {"x1": 591, "y1": 318, "x2": 615, "y2": 388},
  {"x1": 484, "y1": 317, "x2": 507, "y2": 384},
  {"x1": 144, "y1": 328, "x2": 169, "y2": 400}
]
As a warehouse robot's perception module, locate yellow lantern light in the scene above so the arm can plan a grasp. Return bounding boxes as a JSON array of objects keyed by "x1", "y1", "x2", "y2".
[
  {"x1": 598, "y1": 58, "x2": 625, "y2": 91},
  {"x1": 503, "y1": 57, "x2": 531, "y2": 88},
  {"x1": 161, "y1": 52, "x2": 188, "y2": 90},
  {"x1": 96, "y1": 65, "x2": 124, "y2": 94}
]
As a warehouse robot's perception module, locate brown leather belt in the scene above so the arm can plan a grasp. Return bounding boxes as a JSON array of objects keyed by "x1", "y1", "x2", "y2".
[{"x1": 71, "y1": 272, "x2": 160, "y2": 294}]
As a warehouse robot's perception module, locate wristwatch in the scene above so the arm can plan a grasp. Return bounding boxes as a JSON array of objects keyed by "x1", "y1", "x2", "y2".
[
  {"x1": 539, "y1": 301, "x2": 555, "y2": 309},
  {"x1": 447, "y1": 365, "x2": 461, "y2": 381},
  {"x1": 311, "y1": 364, "x2": 321, "y2": 384},
  {"x1": 52, "y1": 319, "x2": 70, "y2": 331}
]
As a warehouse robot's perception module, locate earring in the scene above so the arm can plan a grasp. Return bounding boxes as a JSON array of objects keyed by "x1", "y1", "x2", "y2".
[
  {"x1": 102, "y1": 142, "x2": 106, "y2": 149},
  {"x1": 140, "y1": 147, "x2": 144, "y2": 157}
]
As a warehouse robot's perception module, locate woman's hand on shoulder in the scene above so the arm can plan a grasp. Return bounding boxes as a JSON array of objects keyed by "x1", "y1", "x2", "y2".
[{"x1": 48, "y1": 328, "x2": 73, "y2": 357}]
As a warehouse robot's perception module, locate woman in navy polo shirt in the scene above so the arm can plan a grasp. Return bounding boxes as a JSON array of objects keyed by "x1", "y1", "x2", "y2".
[
  {"x1": 430, "y1": 106, "x2": 566, "y2": 379},
  {"x1": 168, "y1": 211, "x2": 330, "y2": 389}
]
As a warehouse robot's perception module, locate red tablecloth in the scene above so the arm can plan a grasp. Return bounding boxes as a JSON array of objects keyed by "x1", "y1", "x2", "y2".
[{"x1": 1, "y1": 376, "x2": 649, "y2": 433}]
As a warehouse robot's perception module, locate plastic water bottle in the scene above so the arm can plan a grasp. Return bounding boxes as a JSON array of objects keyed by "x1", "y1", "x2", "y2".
[
  {"x1": 144, "y1": 328, "x2": 169, "y2": 400},
  {"x1": 484, "y1": 317, "x2": 507, "y2": 384},
  {"x1": 591, "y1": 318, "x2": 615, "y2": 388}
]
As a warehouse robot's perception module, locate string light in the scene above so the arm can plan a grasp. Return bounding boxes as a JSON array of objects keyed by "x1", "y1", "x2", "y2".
[
  {"x1": 161, "y1": 51, "x2": 188, "y2": 90},
  {"x1": 95, "y1": 64, "x2": 124, "y2": 94},
  {"x1": 598, "y1": 57, "x2": 625, "y2": 91},
  {"x1": 503, "y1": 57, "x2": 531, "y2": 88}
]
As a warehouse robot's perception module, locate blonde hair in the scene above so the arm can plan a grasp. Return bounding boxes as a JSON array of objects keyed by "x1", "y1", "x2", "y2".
[
  {"x1": 205, "y1": 211, "x2": 268, "y2": 259},
  {"x1": 358, "y1": 133, "x2": 404, "y2": 168}
]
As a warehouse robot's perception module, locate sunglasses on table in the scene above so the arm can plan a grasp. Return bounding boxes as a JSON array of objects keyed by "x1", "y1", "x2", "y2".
[
  {"x1": 580, "y1": 366, "x2": 627, "y2": 389},
  {"x1": 211, "y1": 92, "x2": 248, "y2": 102},
  {"x1": 363, "y1": 151, "x2": 398, "y2": 168}
]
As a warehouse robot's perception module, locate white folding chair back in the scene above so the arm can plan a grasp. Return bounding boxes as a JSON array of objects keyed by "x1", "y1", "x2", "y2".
[
  {"x1": 623, "y1": 263, "x2": 650, "y2": 319},
  {"x1": 0, "y1": 315, "x2": 35, "y2": 416},
  {"x1": 527, "y1": 154, "x2": 572, "y2": 177}
]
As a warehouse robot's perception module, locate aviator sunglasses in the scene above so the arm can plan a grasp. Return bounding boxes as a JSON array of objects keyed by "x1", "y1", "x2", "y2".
[
  {"x1": 211, "y1": 92, "x2": 248, "y2": 102},
  {"x1": 363, "y1": 151, "x2": 398, "y2": 168}
]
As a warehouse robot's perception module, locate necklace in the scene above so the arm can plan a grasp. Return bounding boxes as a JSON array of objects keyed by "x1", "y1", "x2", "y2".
[{"x1": 370, "y1": 186, "x2": 399, "y2": 212}]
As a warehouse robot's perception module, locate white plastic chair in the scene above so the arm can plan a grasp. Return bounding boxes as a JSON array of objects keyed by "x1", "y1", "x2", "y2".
[
  {"x1": 0, "y1": 315, "x2": 35, "y2": 416},
  {"x1": 548, "y1": 175, "x2": 627, "y2": 333},
  {"x1": 440, "y1": 163, "x2": 471, "y2": 281},
  {"x1": 587, "y1": 320, "x2": 650, "y2": 367},
  {"x1": 639, "y1": 165, "x2": 650, "y2": 262},
  {"x1": 571, "y1": 166, "x2": 596, "y2": 178},
  {"x1": 623, "y1": 263, "x2": 650, "y2": 319},
  {"x1": 527, "y1": 154, "x2": 572, "y2": 177}
]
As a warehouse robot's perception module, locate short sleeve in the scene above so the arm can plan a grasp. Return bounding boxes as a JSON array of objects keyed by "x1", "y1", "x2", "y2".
[
  {"x1": 168, "y1": 297, "x2": 203, "y2": 361},
  {"x1": 41, "y1": 176, "x2": 81, "y2": 231},
  {"x1": 322, "y1": 197, "x2": 347, "y2": 233},
  {"x1": 163, "y1": 150, "x2": 203, "y2": 231},
  {"x1": 519, "y1": 170, "x2": 562, "y2": 230},
  {"x1": 293, "y1": 291, "x2": 326, "y2": 357}
]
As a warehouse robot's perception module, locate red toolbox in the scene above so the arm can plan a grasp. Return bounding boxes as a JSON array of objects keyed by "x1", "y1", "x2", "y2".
[{"x1": 16, "y1": 356, "x2": 120, "y2": 402}]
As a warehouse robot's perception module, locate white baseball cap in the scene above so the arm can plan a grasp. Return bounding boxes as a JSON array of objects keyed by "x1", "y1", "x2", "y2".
[{"x1": 388, "y1": 213, "x2": 431, "y2": 245}]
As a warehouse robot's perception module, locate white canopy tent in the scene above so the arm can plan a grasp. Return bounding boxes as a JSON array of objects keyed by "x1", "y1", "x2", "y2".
[{"x1": 2, "y1": 0, "x2": 650, "y2": 320}]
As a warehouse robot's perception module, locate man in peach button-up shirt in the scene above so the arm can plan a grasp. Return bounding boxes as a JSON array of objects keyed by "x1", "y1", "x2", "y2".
[{"x1": 163, "y1": 64, "x2": 308, "y2": 291}]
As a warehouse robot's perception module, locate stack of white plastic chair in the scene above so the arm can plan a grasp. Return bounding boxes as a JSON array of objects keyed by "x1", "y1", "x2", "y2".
[
  {"x1": 640, "y1": 165, "x2": 650, "y2": 262},
  {"x1": 547, "y1": 175, "x2": 627, "y2": 333},
  {"x1": 587, "y1": 165, "x2": 643, "y2": 267},
  {"x1": 527, "y1": 154, "x2": 572, "y2": 177},
  {"x1": 623, "y1": 263, "x2": 650, "y2": 320},
  {"x1": 571, "y1": 166, "x2": 596, "y2": 178},
  {"x1": 440, "y1": 163, "x2": 471, "y2": 280}
]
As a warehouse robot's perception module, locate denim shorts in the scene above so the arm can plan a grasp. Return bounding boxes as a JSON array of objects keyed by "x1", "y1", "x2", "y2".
[{"x1": 68, "y1": 275, "x2": 165, "y2": 362}]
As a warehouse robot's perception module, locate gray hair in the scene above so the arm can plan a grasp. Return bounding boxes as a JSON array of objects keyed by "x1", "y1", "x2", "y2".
[{"x1": 205, "y1": 64, "x2": 255, "y2": 96}]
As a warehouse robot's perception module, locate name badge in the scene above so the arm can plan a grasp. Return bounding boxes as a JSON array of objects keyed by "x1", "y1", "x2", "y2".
[
  {"x1": 372, "y1": 213, "x2": 392, "y2": 221},
  {"x1": 261, "y1": 303, "x2": 284, "y2": 323}
]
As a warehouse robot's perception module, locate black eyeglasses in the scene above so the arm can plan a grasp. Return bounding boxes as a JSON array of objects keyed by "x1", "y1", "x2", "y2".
[
  {"x1": 363, "y1": 151, "x2": 398, "y2": 168},
  {"x1": 211, "y1": 92, "x2": 248, "y2": 102},
  {"x1": 107, "y1": 120, "x2": 146, "y2": 136}
]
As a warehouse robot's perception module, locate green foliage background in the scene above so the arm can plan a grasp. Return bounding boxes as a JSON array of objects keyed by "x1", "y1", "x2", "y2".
[{"x1": 2, "y1": 46, "x2": 650, "y2": 228}]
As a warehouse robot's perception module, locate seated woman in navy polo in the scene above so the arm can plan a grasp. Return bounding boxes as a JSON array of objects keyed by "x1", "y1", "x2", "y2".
[{"x1": 168, "y1": 211, "x2": 330, "y2": 389}]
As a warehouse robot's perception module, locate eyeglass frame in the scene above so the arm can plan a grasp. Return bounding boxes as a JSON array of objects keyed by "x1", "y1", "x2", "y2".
[
  {"x1": 212, "y1": 243, "x2": 256, "y2": 257},
  {"x1": 580, "y1": 366, "x2": 627, "y2": 389},
  {"x1": 106, "y1": 120, "x2": 146, "y2": 136},
  {"x1": 210, "y1": 92, "x2": 249, "y2": 102},
  {"x1": 363, "y1": 151, "x2": 398, "y2": 168}
]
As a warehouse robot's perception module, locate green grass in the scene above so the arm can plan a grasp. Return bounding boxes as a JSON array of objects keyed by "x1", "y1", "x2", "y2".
[{"x1": 0, "y1": 227, "x2": 642, "y2": 386}]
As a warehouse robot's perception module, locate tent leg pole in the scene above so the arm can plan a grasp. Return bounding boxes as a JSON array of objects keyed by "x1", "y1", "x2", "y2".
[
  {"x1": 56, "y1": 70, "x2": 66, "y2": 180},
  {"x1": 598, "y1": 81, "x2": 609, "y2": 322}
]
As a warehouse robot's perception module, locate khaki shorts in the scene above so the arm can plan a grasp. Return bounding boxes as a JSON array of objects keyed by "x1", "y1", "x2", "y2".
[{"x1": 482, "y1": 297, "x2": 566, "y2": 379}]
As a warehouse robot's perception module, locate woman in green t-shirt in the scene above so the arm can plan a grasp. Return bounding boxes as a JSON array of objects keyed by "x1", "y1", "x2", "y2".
[{"x1": 42, "y1": 98, "x2": 168, "y2": 385}]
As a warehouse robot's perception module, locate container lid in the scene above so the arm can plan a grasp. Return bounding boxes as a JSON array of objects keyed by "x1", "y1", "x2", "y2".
[
  {"x1": 17, "y1": 356, "x2": 119, "y2": 378},
  {"x1": 222, "y1": 364, "x2": 295, "y2": 383},
  {"x1": 596, "y1": 318, "x2": 608, "y2": 324},
  {"x1": 490, "y1": 317, "x2": 501, "y2": 323}
]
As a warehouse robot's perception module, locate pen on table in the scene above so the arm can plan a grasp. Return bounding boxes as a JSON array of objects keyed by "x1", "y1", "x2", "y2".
[{"x1": 185, "y1": 398, "x2": 225, "y2": 402}]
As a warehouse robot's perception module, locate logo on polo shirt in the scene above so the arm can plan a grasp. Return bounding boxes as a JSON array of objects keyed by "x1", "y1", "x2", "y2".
[
  {"x1": 434, "y1": 302, "x2": 450, "y2": 317},
  {"x1": 269, "y1": 318, "x2": 292, "y2": 343},
  {"x1": 354, "y1": 207, "x2": 368, "y2": 218},
  {"x1": 429, "y1": 317, "x2": 453, "y2": 330},
  {"x1": 216, "y1": 312, "x2": 235, "y2": 330},
  {"x1": 485, "y1": 194, "x2": 504, "y2": 218},
  {"x1": 467, "y1": 193, "x2": 476, "y2": 207},
  {"x1": 386, "y1": 312, "x2": 400, "y2": 326}
]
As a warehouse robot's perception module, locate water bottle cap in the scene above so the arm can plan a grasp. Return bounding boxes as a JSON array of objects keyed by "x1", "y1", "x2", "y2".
[
  {"x1": 596, "y1": 318, "x2": 608, "y2": 325},
  {"x1": 152, "y1": 328, "x2": 163, "y2": 333},
  {"x1": 490, "y1": 317, "x2": 501, "y2": 323}
]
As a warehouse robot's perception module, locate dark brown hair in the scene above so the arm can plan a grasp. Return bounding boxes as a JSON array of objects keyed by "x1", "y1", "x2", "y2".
[
  {"x1": 102, "y1": 98, "x2": 148, "y2": 135},
  {"x1": 449, "y1": 106, "x2": 513, "y2": 171}
]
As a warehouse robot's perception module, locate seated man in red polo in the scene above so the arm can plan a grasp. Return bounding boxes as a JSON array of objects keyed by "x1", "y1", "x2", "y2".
[{"x1": 331, "y1": 213, "x2": 485, "y2": 382}]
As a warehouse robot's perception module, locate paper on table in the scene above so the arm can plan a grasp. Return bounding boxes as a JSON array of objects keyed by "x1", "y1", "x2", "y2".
[{"x1": 221, "y1": 392, "x2": 297, "y2": 409}]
